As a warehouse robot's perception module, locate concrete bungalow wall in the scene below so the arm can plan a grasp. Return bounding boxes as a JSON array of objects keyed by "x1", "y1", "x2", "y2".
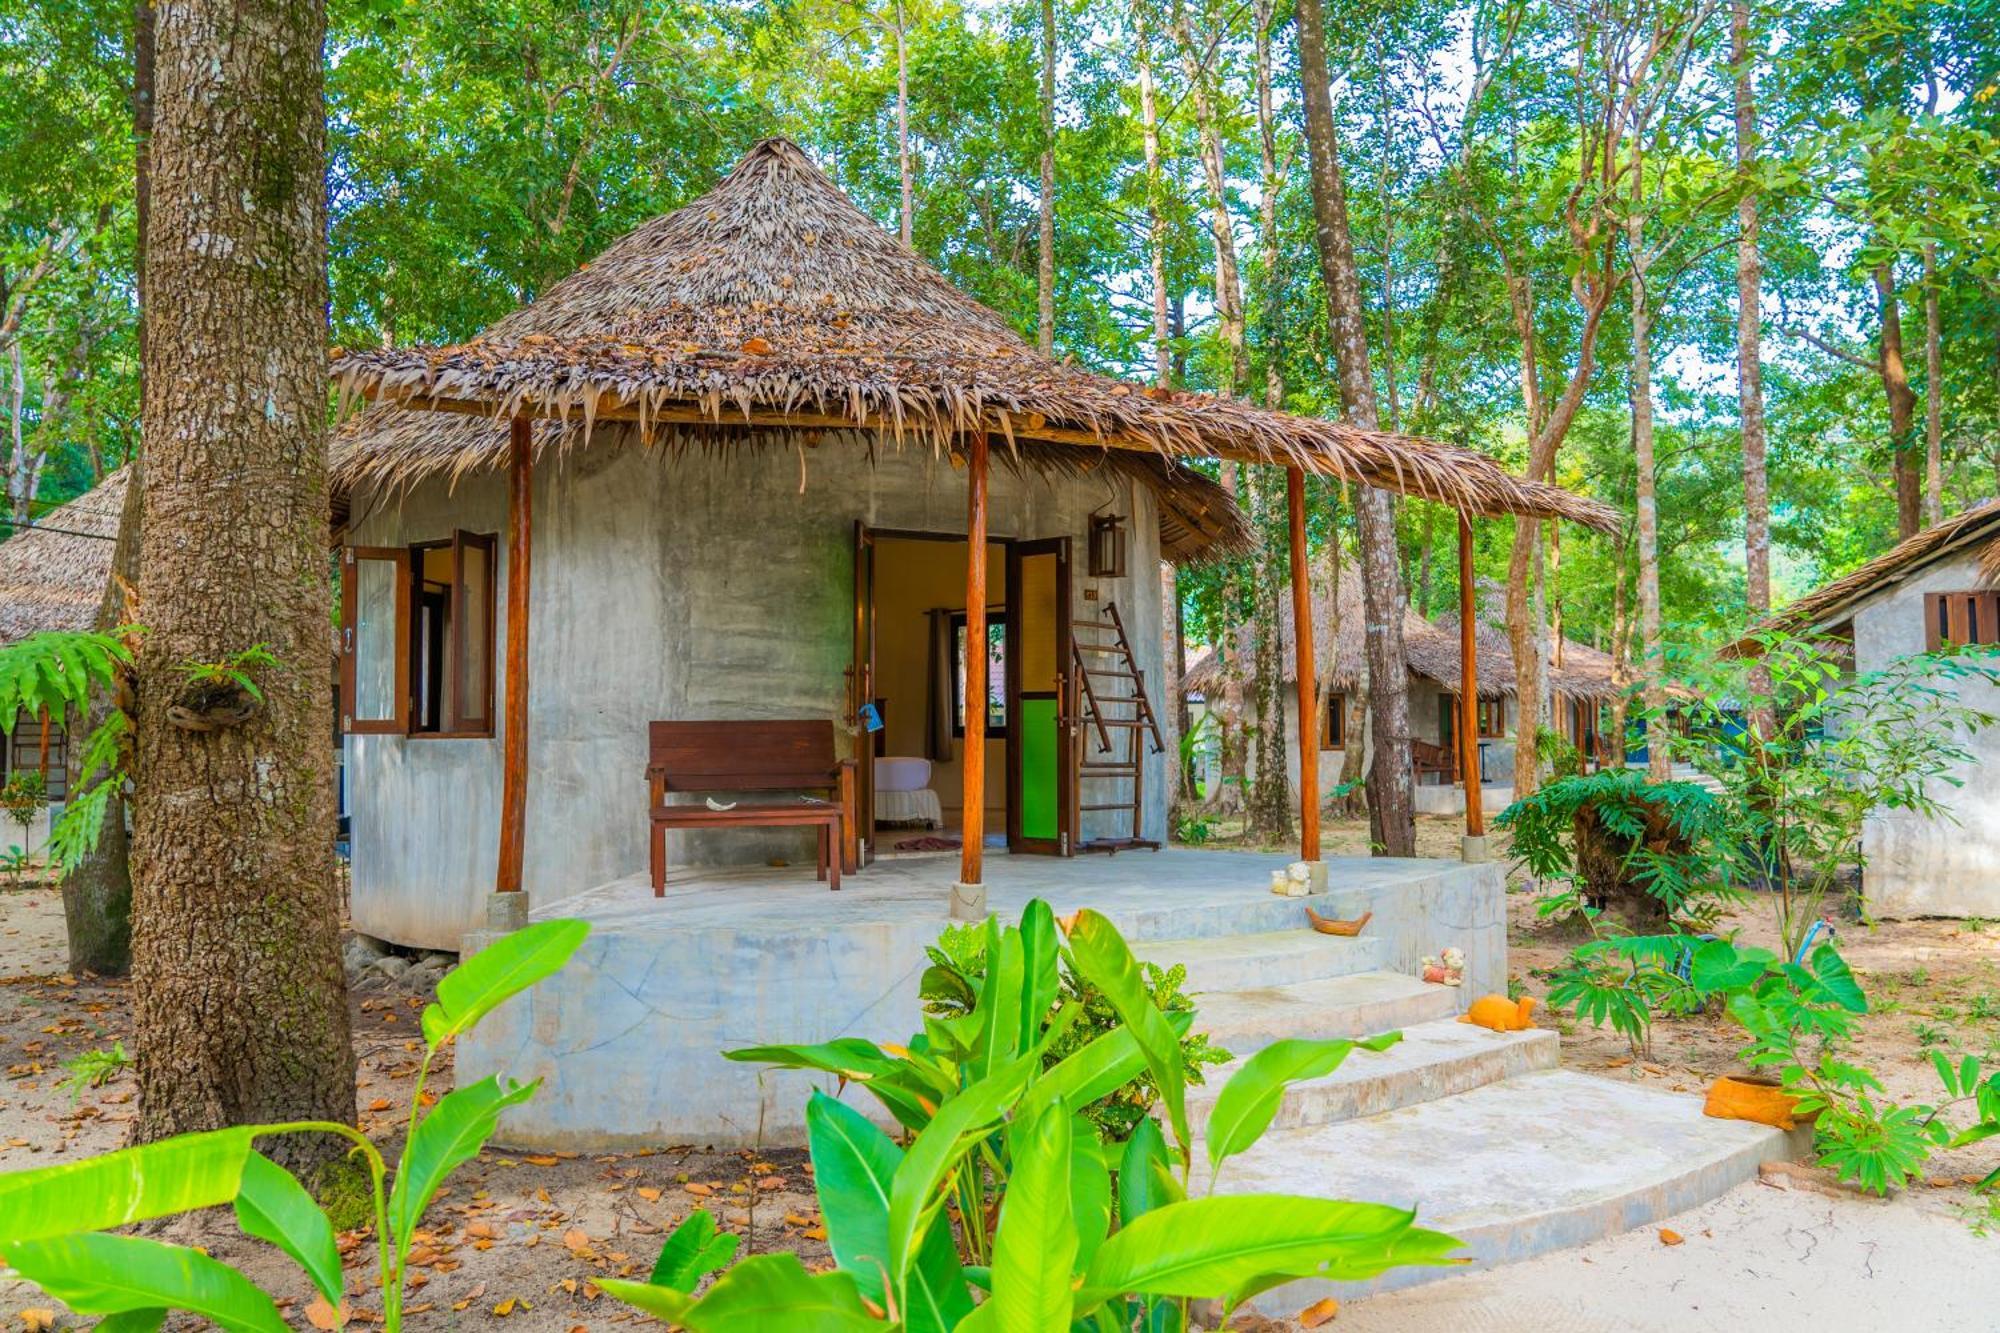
[
  {"x1": 344, "y1": 439, "x2": 1169, "y2": 949},
  {"x1": 1847, "y1": 548, "x2": 2000, "y2": 919}
]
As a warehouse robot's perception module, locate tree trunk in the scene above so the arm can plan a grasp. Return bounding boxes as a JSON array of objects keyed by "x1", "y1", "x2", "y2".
[
  {"x1": 1247, "y1": 472, "x2": 1293, "y2": 841},
  {"x1": 1171, "y1": 0, "x2": 1247, "y2": 395},
  {"x1": 1734, "y1": 0, "x2": 1770, "y2": 621},
  {"x1": 1875, "y1": 261, "x2": 1921, "y2": 539},
  {"x1": 1923, "y1": 241, "x2": 1943, "y2": 525},
  {"x1": 1036, "y1": 0, "x2": 1055, "y2": 355},
  {"x1": 1295, "y1": 0, "x2": 1413, "y2": 856},
  {"x1": 1137, "y1": 13, "x2": 1170, "y2": 388},
  {"x1": 131, "y1": 0, "x2": 354, "y2": 1171},
  {"x1": 1630, "y1": 210, "x2": 1667, "y2": 781},
  {"x1": 895, "y1": 0, "x2": 913, "y2": 248}
]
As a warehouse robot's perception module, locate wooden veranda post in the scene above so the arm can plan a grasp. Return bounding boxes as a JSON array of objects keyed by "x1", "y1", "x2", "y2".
[
  {"x1": 1458, "y1": 514, "x2": 1486, "y2": 852},
  {"x1": 496, "y1": 415, "x2": 533, "y2": 907},
  {"x1": 1287, "y1": 468, "x2": 1321, "y2": 863},
  {"x1": 954, "y1": 432, "x2": 990, "y2": 918}
]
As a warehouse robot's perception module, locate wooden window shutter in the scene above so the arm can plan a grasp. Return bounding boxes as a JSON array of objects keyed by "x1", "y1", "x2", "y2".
[
  {"x1": 448, "y1": 531, "x2": 497, "y2": 734},
  {"x1": 340, "y1": 547, "x2": 411, "y2": 734}
]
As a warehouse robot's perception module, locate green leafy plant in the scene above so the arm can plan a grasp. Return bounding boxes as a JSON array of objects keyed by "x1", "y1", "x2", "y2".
[
  {"x1": 689, "y1": 901, "x2": 1462, "y2": 1329},
  {"x1": 0, "y1": 918, "x2": 589, "y2": 1331},
  {"x1": 0, "y1": 629, "x2": 139, "y2": 875},
  {"x1": 1172, "y1": 810, "x2": 1213, "y2": 845},
  {"x1": 0, "y1": 770, "x2": 46, "y2": 883},
  {"x1": 175, "y1": 642, "x2": 283, "y2": 705},
  {"x1": 919, "y1": 918, "x2": 1230, "y2": 1140},
  {"x1": 56, "y1": 1040, "x2": 130, "y2": 1103}
]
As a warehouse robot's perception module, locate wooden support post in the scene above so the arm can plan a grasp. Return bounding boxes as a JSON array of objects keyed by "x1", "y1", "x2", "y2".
[
  {"x1": 958, "y1": 432, "x2": 990, "y2": 896},
  {"x1": 36, "y1": 709, "x2": 50, "y2": 783},
  {"x1": 496, "y1": 415, "x2": 533, "y2": 899},
  {"x1": 1458, "y1": 514, "x2": 1485, "y2": 841},
  {"x1": 1287, "y1": 468, "x2": 1320, "y2": 862}
]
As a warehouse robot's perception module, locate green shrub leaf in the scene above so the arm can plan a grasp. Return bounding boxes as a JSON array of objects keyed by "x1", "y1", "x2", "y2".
[
  {"x1": 602, "y1": 1252, "x2": 884, "y2": 1331},
  {"x1": 989, "y1": 1098, "x2": 1076, "y2": 1332},
  {"x1": 421, "y1": 919, "x2": 590, "y2": 1049},
  {"x1": 1205, "y1": 1033, "x2": 1402, "y2": 1174},
  {"x1": 0, "y1": 1128, "x2": 253, "y2": 1244},
  {"x1": 388, "y1": 1076, "x2": 539, "y2": 1246},
  {"x1": 5, "y1": 1233, "x2": 287, "y2": 1333},
  {"x1": 233, "y1": 1151, "x2": 342, "y2": 1306},
  {"x1": 1062, "y1": 911, "x2": 1188, "y2": 1152},
  {"x1": 648, "y1": 1209, "x2": 739, "y2": 1293}
]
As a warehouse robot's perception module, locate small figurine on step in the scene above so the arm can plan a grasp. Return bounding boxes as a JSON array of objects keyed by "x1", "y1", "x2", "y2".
[
  {"x1": 1461, "y1": 994, "x2": 1537, "y2": 1031},
  {"x1": 1421, "y1": 946, "x2": 1465, "y2": 987}
]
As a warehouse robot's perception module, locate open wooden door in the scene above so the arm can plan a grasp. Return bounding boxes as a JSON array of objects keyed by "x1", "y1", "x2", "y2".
[
  {"x1": 849, "y1": 522, "x2": 877, "y2": 867},
  {"x1": 1006, "y1": 537, "x2": 1072, "y2": 855}
]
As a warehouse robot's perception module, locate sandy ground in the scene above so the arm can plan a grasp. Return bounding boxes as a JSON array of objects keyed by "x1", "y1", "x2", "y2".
[{"x1": 1, "y1": 821, "x2": 1997, "y2": 1331}]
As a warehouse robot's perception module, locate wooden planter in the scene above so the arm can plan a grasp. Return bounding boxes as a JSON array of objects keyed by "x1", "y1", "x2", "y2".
[{"x1": 1704, "y1": 1075, "x2": 1810, "y2": 1131}]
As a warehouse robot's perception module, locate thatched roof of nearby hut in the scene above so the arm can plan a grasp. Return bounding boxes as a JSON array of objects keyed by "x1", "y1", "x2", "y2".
[
  {"x1": 1183, "y1": 573, "x2": 1618, "y2": 703},
  {"x1": 1734, "y1": 501, "x2": 2000, "y2": 648},
  {"x1": 0, "y1": 469, "x2": 124, "y2": 645},
  {"x1": 330, "y1": 139, "x2": 1619, "y2": 550}
]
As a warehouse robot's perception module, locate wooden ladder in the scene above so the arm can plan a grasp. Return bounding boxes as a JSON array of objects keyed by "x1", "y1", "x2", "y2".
[{"x1": 1070, "y1": 601, "x2": 1164, "y2": 853}]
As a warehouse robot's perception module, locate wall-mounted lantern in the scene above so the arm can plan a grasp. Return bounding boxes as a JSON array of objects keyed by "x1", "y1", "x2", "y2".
[{"x1": 1088, "y1": 512, "x2": 1127, "y2": 578}]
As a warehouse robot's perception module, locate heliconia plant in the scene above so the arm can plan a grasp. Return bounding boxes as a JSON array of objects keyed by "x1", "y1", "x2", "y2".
[
  {"x1": 0, "y1": 918, "x2": 590, "y2": 1332},
  {"x1": 599, "y1": 901, "x2": 1463, "y2": 1331}
]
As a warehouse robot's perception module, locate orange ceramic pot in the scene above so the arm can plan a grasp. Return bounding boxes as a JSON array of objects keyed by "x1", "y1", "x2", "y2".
[{"x1": 1704, "y1": 1075, "x2": 1809, "y2": 1131}]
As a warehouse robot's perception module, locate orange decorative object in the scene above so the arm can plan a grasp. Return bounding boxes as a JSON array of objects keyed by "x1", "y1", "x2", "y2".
[
  {"x1": 1704, "y1": 1075, "x2": 1807, "y2": 1130},
  {"x1": 1305, "y1": 906, "x2": 1373, "y2": 937},
  {"x1": 1460, "y1": 995, "x2": 1537, "y2": 1031}
]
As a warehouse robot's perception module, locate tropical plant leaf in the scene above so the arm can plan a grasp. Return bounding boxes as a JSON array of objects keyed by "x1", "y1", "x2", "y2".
[
  {"x1": 648, "y1": 1209, "x2": 740, "y2": 1293},
  {"x1": 989, "y1": 1098, "x2": 1076, "y2": 1332},
  {"x1": 1116, "y1": 1117, "x2": 1179, "y2": 1227},
  {"x1": 803, "y1": 1092, "x2": 969, "y2": 1333},
  {"x1": 0, "y1": 1128, "x2": 254, "y2": 1244},
  {"x1": 387, "y1": 1076, "x2": 539, "y2": 1246},
  {"x1": 725, "y1": 1038, "x2": 936, "y2": 1131},
  {"x1": 233, "y1": 1151, "x2": 342, "y2": 1306},
  {"x1": 603, "y1": 1252, "x2": 885, "y2": 1332},
  {"x1": 92, "y1": 1311, "x2": 167, "y2": 1333},
  {"x1": 1062, "y1": 911, "x2": 1189, "y2": 1152},
  {"x1": 1204, "y1": 1033, "x2": 1401, "y2": 1173},
  {"x1": 5, "y1": 1233, "x2": 287, "y2": 1333},
  {"x1": 1068, "y1": 1115, "x2": 1113, "y2": 1274},
  {"x1": 1808, "y1": 944, "x2": 1867, "y2": 1013},
  {"x1": 421, "y1": 918, "x2": 590, "y2": 1049},
  {"x1": 1076, "y1": 1195, "x2": 1461, "y2": 1305},
  {"x1": 970, "y1": 916, "x2": 1024, "y2": 1081},
  {"x1": 1017, "y1": 899, "x2": 1061, "y2": 1052}
]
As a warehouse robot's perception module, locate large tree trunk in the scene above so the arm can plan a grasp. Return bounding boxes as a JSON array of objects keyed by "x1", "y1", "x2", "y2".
[
  {"x1": 1875, "y1": 261, "x2": 1921, "y2": 539},
  {"x1": 1137, "y1": 13, "x2": 1170, "y2": 388},
  {"x1": 131, "y1": 0, "x2": 354, "y2": 1171},
  {"x1": 64, "y1": 0, "x2": 157, "y2": 977},
  {"x1": 1734, "y1": 0, "x2": 1770, "y2": 621},
  {"x1": 1923, "y1": 241, "x2": 1943, "y2": 525},
  {"x1": 1295, "y1": 0, "x2": 1414, "y2": 856},
  {"x1": 895, "y1": 0, "x2": 913, "y2": 247},
  {"x1": 1036, "y1": 0, "x2": 1055, "y2": 355},
  {"x1": 1629, "y1": 208, "x2": 1668, "y2": 781},
  {"x1": 1171, "y1": 0, "x2": 1247, "y2": 394}
]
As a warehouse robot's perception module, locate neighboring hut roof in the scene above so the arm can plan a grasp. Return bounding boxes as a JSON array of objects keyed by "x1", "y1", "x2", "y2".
[
  {"x1": 1183, "y1": 575, "x2": 1618, "y2": 703},
  {"x1": 330, "y1": 138, "x2": 1618, "y2": 548},
  {"x1": 1739, "y1": 501, "x2": 2000, "y2": 644},
  {"x1": 0, "y1": 470, "x2": 125, "y2": 645}
]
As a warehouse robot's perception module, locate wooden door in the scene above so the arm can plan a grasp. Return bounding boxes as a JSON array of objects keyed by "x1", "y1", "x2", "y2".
[
  {"x1": 850, "y1": 522, "x2": 877, "y2": 866},
  {"x1": 1006, "y1": 537, "x2": 1072, "y2": 854}
]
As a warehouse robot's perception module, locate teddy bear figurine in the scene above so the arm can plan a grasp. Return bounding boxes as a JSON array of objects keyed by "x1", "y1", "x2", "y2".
[{"x1": 1420, "y1": 946, "x2": 1466, "y2": 987}]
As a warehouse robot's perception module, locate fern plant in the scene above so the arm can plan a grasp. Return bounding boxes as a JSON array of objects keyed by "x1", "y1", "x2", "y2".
[{"x1": 0, "y1": 629, "x2": 139, "y2": 874}]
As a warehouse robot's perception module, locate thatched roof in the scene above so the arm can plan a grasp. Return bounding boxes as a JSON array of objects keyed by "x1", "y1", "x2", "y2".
[
  {"x1": 1737, "y1": 501, "x2": 2000, "y2": 646},
  {"x1": 1183, "y1": 573, "x2": 1618, "y2": 703},
  {"x1": 0, "y1": 469, "x2": 125, "y2": 645},
  {"x1": 330, "y1": 138, "x2": 1619, "y2": 546}
]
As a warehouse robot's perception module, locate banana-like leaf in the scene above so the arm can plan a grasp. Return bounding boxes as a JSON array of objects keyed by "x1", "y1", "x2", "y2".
[
  {"x1": 92, "y1": 1311, "x2": 167, "y2": 1333},
  {"x1": 647, "y1": 1209, "x2": 739, "y2": 1292},
  {"x1": 805, "y1": 1093, "x2": 969, "y2": 1333},
  {"x1": 1017, "y1": 900, "x2": 1061, "y2": 1052},
  {"x1": 1019, "y1": 1010, "x2": 1190, "y2": 1126},
  {"x1": 1063, "y1": 911, "x2": 1189, "y2": 1153},
  {"x1": 5, "y1": 1233, "x2": 287, "y2": 1333},
  {"x1": 1076, "y1": 1195, "x2": 1460, "y2": 1305},
  {"x1": 989, "y1": 1099, "x2": 1076, "y2": 1332},
  {"x1": 1204, "y1": 1033, "x2": 1402, "y2": 1173},
  {"x1": 602, "y1": 1252, "x2": 886, "y2": 1331},
  {"x1": 1116, "y1": 1117, "x2": 1176, "y2": 1227},
  {"x1": 971, "y1": 917, "x2": 1024, "y2": 1081},
  {"x1": 885, "y1": 1051, "x2": 1038, "y2": 1292},
  {"x1": 233, "y1": 1151, "x2": 342, "y2": 1305},
  {"x1": 724, "y1": 1038, "x2": 937, "y2": 1132},
  {"x1": 421, "y1": 918, "x2": 590, "y2": 1049},
  {"x1": 388, "y1": 1076, "x2": 539, "y2": 1246},
  {"x1": 1068, "y1": 1116, "x2": 1113, "y2": 1274},
  {"x1": 0, "y1": 1128, "x2": 253, "y2": 1244}
]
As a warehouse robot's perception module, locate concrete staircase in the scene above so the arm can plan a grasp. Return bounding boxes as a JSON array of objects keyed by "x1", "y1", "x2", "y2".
[{"x1": 1136, "y1": 891, "x2": 1807, "y2": 1311}]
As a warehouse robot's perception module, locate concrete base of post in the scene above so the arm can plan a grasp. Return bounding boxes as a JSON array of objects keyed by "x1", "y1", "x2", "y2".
[
  {"x1": 1461, "y1": 835, "x2": 1491, "y2": 865},
  {"x1": 1301, "y1": 860, "x2": 1329, "y2": 894},
  {"x1": 948, "y1": 881, "x2": 989, "y2": 921},
  {"x1": 486, "y1": 892, "x2": 531, "y2": 932}
]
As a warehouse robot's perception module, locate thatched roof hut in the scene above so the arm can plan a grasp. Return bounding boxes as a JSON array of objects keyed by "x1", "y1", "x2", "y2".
[
  {"x1": 330, "y1": 138, "x2": 1615, "y2": 544},
  {"x1": 0, "y1": 470, "x2": 125, "y2": 645}
]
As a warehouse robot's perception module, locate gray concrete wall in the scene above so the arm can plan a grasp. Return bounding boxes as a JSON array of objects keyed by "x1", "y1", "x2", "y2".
[
  {"x1": 1847, "y1": 549, "x2": 2000, "y2": 918},
  {"x1": 345, "y1": 438, "x2": 1169, "y2": 948}
]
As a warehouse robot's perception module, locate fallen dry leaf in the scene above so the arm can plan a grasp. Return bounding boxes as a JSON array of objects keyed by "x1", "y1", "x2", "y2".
[
  {"x1": 304, "y1": 1296, "x2": 348, "y2": 1331},
  {"x1": 1296, "y1": 1297, "x2": 1340, "y2": 1328},
  {"x1": 523, "y1": 1154, "x2": 559, "y2": 1167},
  {"x1": 563, "y1": 1228, "x2": 593, "y2": 1253},
  {"x1": 684, "y1": 1182, "x2": 715, "y2": 1197},
  {"x1": 493, "y1": 1298, "x2": 517, "y2": 1318},
  {"x1": 366, "y1": 1098, "x2": 391, "y2": 1112},
  {"x1": 1659, "y1": 1228, "x2": 1684, "y2": 1246},
  {"x1": 20, "y1": 1310, "x2": 57, "y2": 1333},
  {"x1": 636, "y1": 1187, "x2": 661, "y2": 1202}
]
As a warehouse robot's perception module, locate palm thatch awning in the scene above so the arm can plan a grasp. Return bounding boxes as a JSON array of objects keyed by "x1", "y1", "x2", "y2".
[
  {"x1": 330, "y1": 139, "x2": 1618, "y2": 547},
  {"x1": 1182, "y1": 572, "x2": 1618, "y2": 703},
  {"x1": 0, "y1": 470, "x2": 125, "y2": 645}
]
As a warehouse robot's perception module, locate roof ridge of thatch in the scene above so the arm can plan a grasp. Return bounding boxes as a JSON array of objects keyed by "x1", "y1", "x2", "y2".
[{"x1": 329, "y1": 138, "x2": 1620, "y2": 537}]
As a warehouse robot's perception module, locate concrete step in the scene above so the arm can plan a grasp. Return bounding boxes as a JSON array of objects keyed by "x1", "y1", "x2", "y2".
[
  {"x1": 1211, "y1": 1069, "x2": 1810, "y2": 1310},
  {"x1": 1137, "y1": 929, "x2": 1387, "y2": 993},
  {"x1": 1188, "y1": 1018, "x2": 1559, "y2": 1135},
  {"x1": 1096, "y1": 864, "x2": 1474, "y2": 944},
  {"x1": 1193, "y1": 972, "x2": 1460, "y2": 1054}
]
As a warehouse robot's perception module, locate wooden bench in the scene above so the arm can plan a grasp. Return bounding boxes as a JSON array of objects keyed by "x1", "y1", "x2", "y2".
[
  {"x1": 1411, "y1": 737, "x2": 1460, "y2": 786},
  {"x1": 647, "y1": 720, "x2": 857, "y2": 896}
]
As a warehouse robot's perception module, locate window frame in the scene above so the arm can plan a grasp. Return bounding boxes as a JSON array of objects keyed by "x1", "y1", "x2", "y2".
[
  {"x1": 339, "y1": 535, "x2": 497, "y2": 739},
  {"x1": 1319, "y1": 690, "x2": 1347, "y2": 749},
  {"x1": 1477, "y1": 697, "x2": 1507, "y2": 739},
  {"x1": 340, "y1": 546, "x2": 412, "y2": 735},
  {"x1": 446, "y1": 530, "x2": 497, "y2": 736},
  {"x1": 950, "y1": 608, "x2": 1009, "y2": 739},
  {"x1": 1924, "y1": 590, "x2": 2000, "y2": 651}
]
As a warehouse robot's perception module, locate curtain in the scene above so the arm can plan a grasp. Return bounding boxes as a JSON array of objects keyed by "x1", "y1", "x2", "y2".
[{"x1": 925, "y1": 608, "x2": 954, "y2": 762}]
